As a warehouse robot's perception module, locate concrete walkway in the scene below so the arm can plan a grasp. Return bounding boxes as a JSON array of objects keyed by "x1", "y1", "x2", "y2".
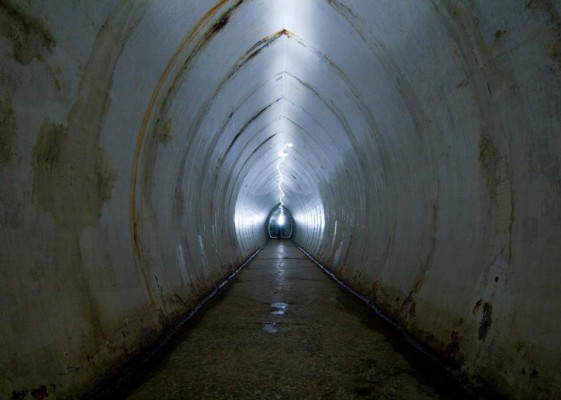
[{"x1": 122, "y1": 240, "x2": 470, "y2": 399}]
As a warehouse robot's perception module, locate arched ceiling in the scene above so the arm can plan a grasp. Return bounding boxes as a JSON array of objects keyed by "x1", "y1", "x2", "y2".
[{"x1": 132, "y1": 0, "x2": 430, "y2": 254}]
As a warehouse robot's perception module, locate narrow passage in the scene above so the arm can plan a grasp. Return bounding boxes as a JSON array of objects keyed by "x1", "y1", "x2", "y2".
[{"x1": 121, "y1": 240, "x2": 471, "y2": 399}]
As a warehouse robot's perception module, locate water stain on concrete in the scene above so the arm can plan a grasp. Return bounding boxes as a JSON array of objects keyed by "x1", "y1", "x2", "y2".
[
  {"x1": 0, "y1": 94, "x2": 16, "y2": 165},
  {"x1": 494, "y1": 29, "x2": 506, "y2": 41},
  {"x1": 402, "y1": 290, "x2": 417, "y2": 318},
  {"x1": 159, "y1": 119, "x2": 172, "y2": 144},
  {"x1": 521, "y1": 216, "x2": 539, "y2": 244},
  {"x1": 526, "y1": 0, "x2": 561, "y2": 68},
  {"x1": 472, "y1": 299, "x2": 493, "y2": 342},
  {"x1": 24, "y1": 2, "x2": 149, "y2": 398},
  {"x1": 33, "y1": 119, "x2": 66, "y2": 167},
  {"x1": 479, "y1": 134, "x2": 501, "y2": 193},
  {"x1": 95, "y1": 152, "x2": 117, "y2": 203},
  {"x1": 32, "y1": 118, "x2": 117, "y2": 217},
  {"x1": 478, "y1": 302, "x2": 493, "y2": 341},
  {"x1": 478, "y1": 132, "x2": 514, "y2": 255},
  {"x1": 32, "y1": 119, "x2": 68, "y2": 212},
  {"x1": 0, "y1": 1, "x2": 55, "y2": 65},
  {"x1": 437, "y1": 0, "x2": 516, "y2": 263}
]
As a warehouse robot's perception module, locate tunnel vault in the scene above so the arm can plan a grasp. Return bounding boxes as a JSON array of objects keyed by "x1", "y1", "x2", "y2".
[{"x1": 1, "y1": 1, "x2": 561, "y2": 399}]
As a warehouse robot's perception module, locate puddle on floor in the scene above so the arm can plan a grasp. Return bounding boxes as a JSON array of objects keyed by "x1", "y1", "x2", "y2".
[
  {"x1": 262, "y1": 321, "x2": 278, "y2": 334},
  {"x1": 270, "y1": 302, "x2": 288, "y2": 315}
]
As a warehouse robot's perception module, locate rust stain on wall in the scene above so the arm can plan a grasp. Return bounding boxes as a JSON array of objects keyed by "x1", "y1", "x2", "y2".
[{"x1": 129, "y1": 0, "x2": 233, "y2": 271}]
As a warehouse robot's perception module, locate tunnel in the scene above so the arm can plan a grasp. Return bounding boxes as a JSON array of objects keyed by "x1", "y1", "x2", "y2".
[{"x1": 1, "y1": 1, "x2": 561, "y2": 399}]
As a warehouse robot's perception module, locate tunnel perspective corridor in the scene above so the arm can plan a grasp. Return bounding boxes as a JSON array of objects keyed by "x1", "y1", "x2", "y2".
[{"x1": 1, "y1": 1, "x2": 561, "y2": 399}]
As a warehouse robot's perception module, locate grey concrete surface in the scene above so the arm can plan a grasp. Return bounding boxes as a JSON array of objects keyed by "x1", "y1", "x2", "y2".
[
  {"x1": 0, "y1": 1, "x2": 560, "y2": 399},
  {"x1": 122, "y1": 240, "x2": 471, "y2": 400}
]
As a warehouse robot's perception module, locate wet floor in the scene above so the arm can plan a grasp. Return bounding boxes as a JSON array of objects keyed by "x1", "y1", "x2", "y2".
[{"x1": 116, "y1": 240, "x2": 472, "y2": 399}]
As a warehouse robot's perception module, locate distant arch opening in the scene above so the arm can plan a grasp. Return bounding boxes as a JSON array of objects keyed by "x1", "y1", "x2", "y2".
[{"x1": 266, "y1": 204, "x2": 294, "y2": 239}]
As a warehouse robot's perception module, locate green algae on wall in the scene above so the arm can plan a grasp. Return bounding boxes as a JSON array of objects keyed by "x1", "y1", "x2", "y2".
[{"x1": 0, "y1": 95, "x2": 16, "y2": 165}]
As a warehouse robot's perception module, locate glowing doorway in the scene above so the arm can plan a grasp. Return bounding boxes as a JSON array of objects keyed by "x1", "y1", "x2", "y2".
[{"x1": 266, "y1": 204, "x2": 293, "y2": 239}]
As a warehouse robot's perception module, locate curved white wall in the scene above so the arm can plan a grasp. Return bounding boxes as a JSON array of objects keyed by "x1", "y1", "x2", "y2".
[{"x1": 1, "y1": 1, "x2": 560, "y2": 398}]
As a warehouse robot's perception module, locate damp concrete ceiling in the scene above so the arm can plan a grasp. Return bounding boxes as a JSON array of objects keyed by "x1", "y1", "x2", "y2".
[{"x1": 133, "y1": 0, "x2": 456, "y2": 252}]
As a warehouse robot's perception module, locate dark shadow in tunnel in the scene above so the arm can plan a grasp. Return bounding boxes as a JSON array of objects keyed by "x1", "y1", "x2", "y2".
[{"x1": 266, "y1": 204, "x2": 294, "y2": 239}]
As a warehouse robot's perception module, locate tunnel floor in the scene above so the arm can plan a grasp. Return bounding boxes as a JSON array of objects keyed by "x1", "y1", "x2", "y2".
[{"x1": 115, "y1": 240, "x2": 471, "y2": 399}]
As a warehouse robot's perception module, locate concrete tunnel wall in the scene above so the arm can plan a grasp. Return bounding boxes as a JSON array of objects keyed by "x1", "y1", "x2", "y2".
[{"x1": 1, "y1": 1, "x2": 560, "y2": 398}]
